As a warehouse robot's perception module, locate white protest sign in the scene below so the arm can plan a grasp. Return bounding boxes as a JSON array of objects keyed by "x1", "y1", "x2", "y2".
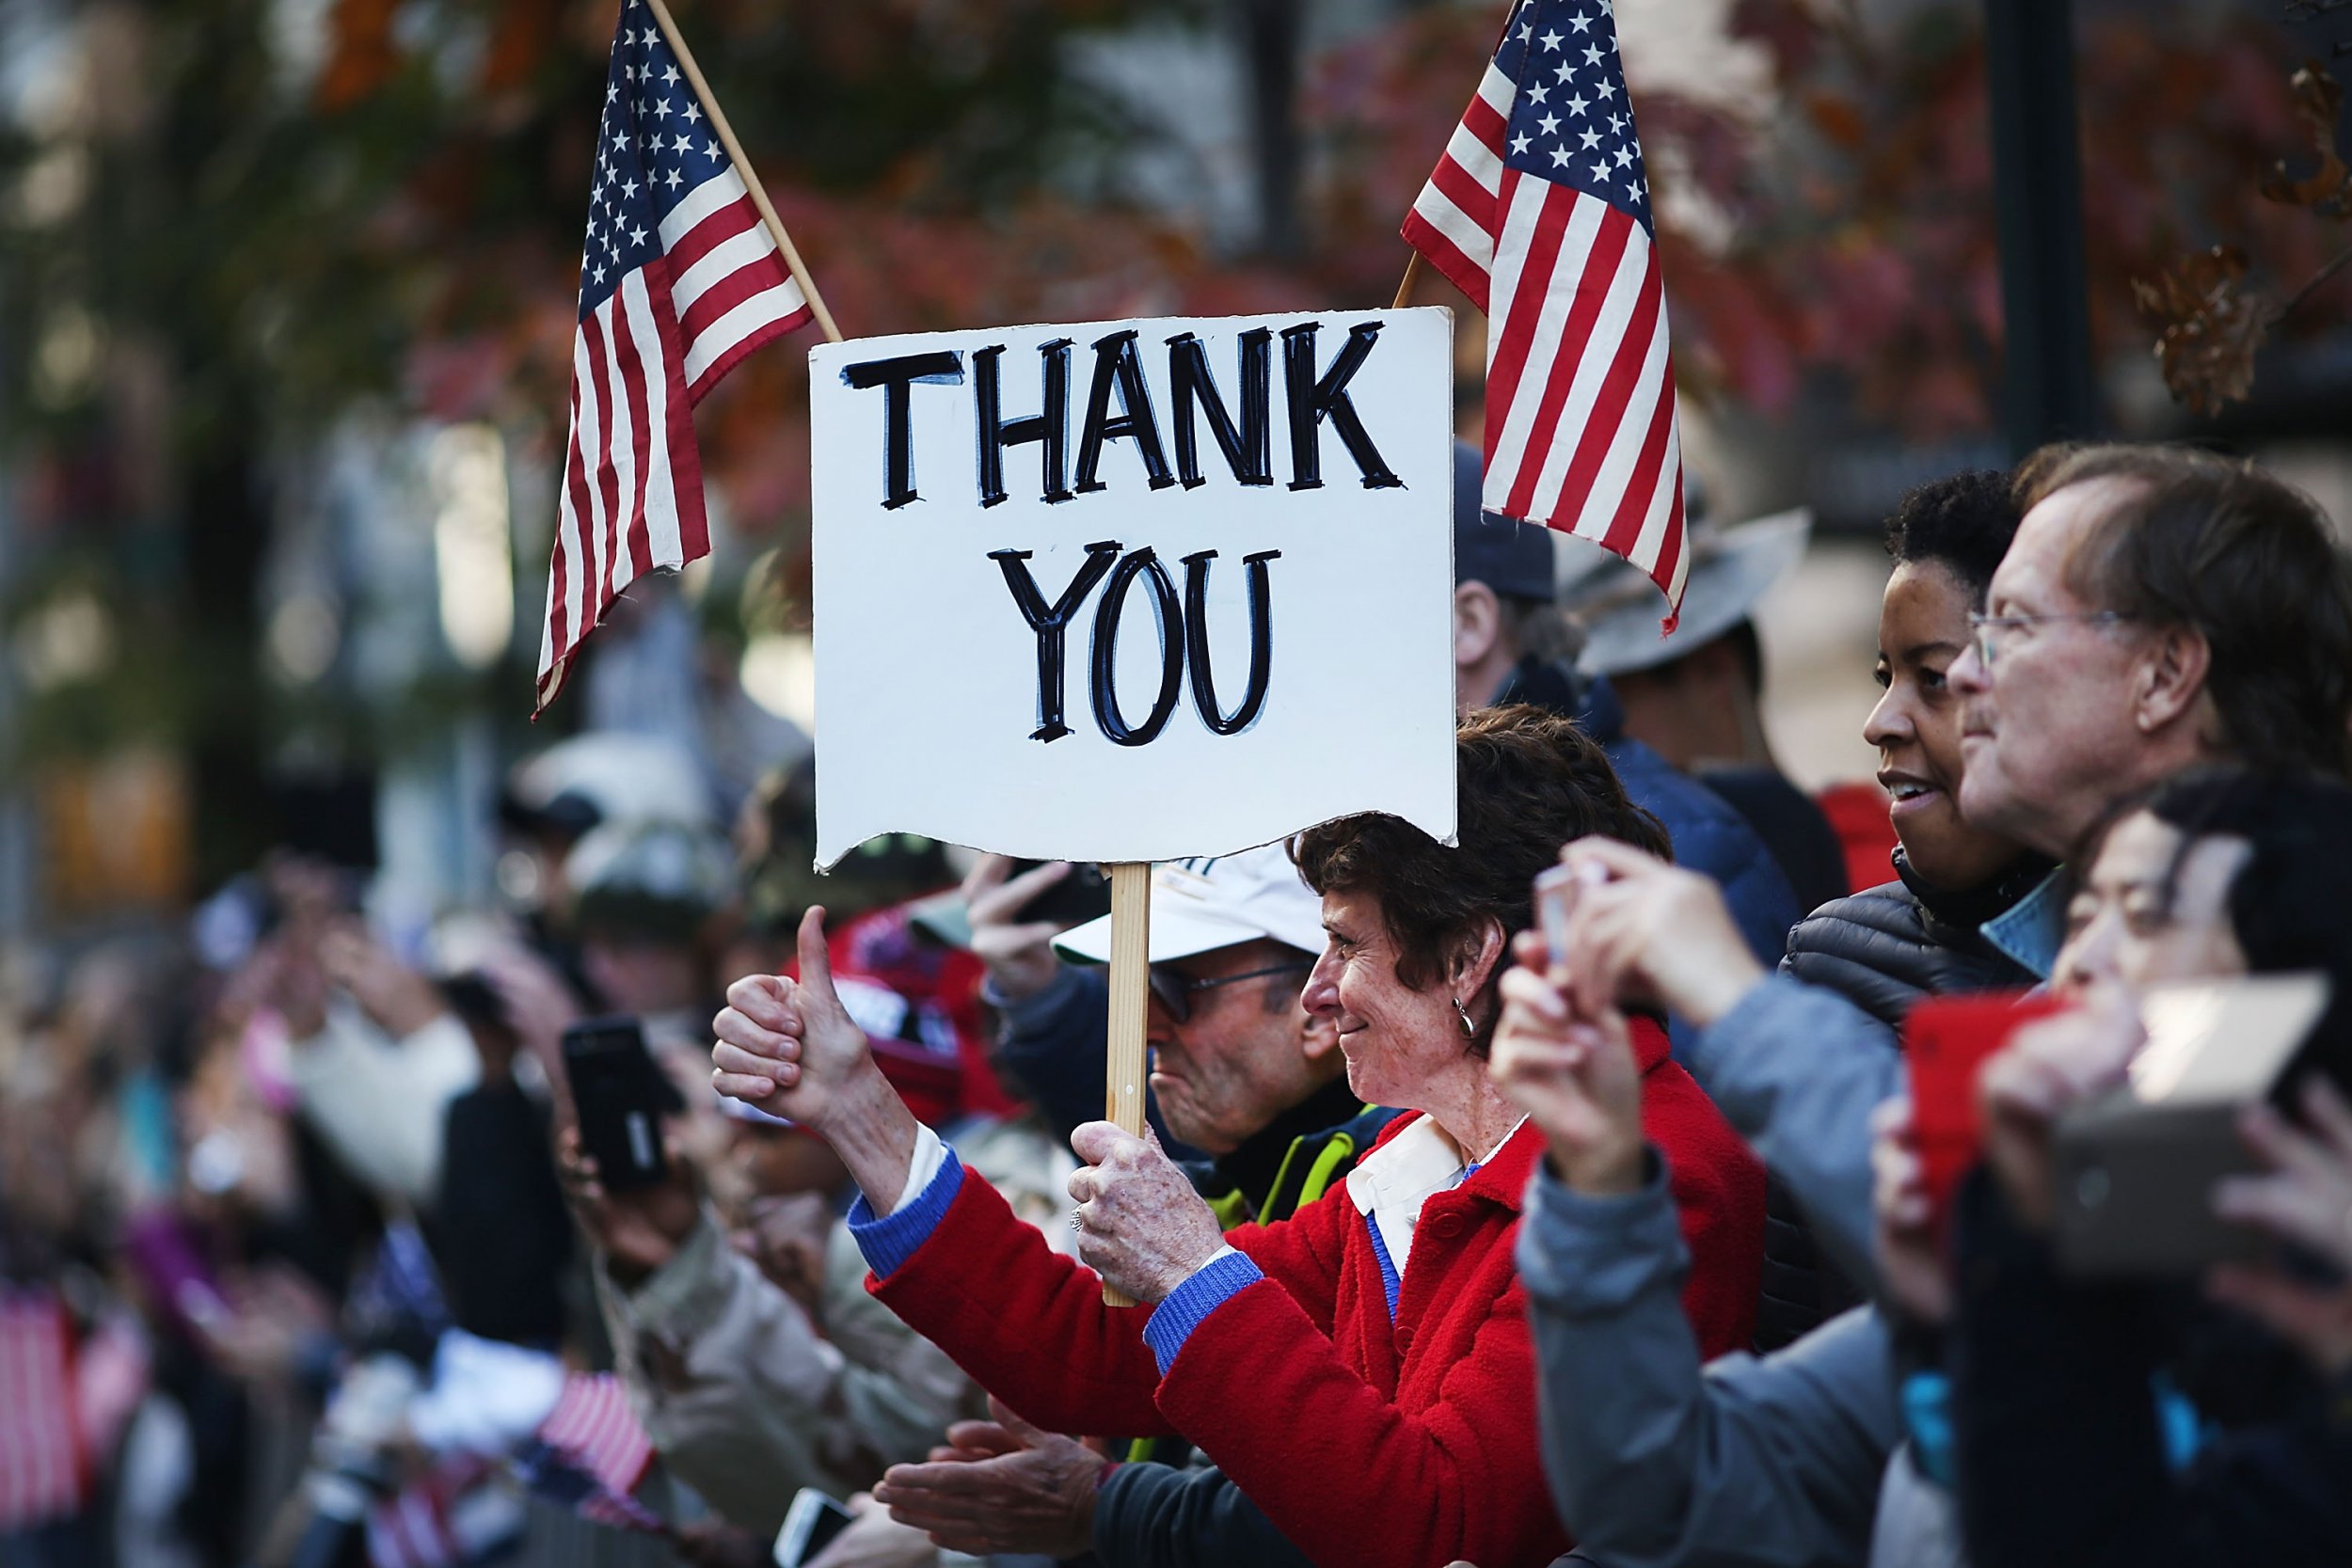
[{"x1": 808, "y1": 307, "x2": 1456, "y2": 868}]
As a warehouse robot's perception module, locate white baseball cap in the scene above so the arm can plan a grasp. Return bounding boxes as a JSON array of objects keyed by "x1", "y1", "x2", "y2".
[{"x1": 1053, "y1": 843, "x2": 1327, "y2": 965}]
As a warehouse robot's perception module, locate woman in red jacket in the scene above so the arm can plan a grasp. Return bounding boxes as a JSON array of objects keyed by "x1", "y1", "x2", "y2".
[{"x1": 710, "y1": 705, "x2": 1765, "y2": 1568}]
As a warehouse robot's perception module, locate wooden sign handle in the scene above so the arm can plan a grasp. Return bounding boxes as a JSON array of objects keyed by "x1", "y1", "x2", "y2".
[{"x1": 1102, "y1": 862, "x2": 1152, "y2": 1307}]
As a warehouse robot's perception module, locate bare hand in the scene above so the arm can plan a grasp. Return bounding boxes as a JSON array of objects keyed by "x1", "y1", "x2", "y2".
[
  {"x1": 710, "y1": 907, "x2": 880, "y2": 1132},
  {"x1": 962, "y1": 855, "x2": 1073, "y2": 1004},
  {"x1": 319, "y1": 926, "x2": 449, "y2": 1039},
  {"x1": 556, "y1": 1125, "x2": 700, "y2": 1288},
  {"x1": 2208, "y1": 1076, "x2": 2352, "y2": 1375},
  {"x1": 1869, "y1": 1097, "x2": 1953, "y2": 1325},
  {"x1": 712, "y1": 908, "x2": 923, "y2": 1212},
  {"x1": 472, "y1": 943, "x2": 583, "y2": 1089},
  {"x1": 1977, "y1": 996, "x2": 2139, "y2": 1233},
  {"x1": 1491, "y1": 931, "x2": 1645, "y2": 1195},
  {"x1": 1554, "y1": 838, "x2": 1764, "y2": 1028},
  {"x1": 1068, "y1": 1123, "x2": 1226, "y2": 1305},
  {"x1": 874, "y1": 1399, "x2": 1099, "y2": 1559}
]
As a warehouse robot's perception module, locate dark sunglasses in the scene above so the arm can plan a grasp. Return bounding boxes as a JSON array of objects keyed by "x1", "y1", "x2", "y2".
[{"x1": 1147, "y1": 960, "x2": 1312, "y2": 1023}]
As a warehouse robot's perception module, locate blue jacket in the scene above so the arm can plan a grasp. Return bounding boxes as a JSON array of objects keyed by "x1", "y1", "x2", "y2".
[{"x1": 1500, "y1": 659, "x2": 1802, "y2": 966}]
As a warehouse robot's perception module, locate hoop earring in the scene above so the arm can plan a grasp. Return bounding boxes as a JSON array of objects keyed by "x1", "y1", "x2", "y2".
[{"x1": 1452, "y1": 997, "x2": 1476, "y2": 1038}]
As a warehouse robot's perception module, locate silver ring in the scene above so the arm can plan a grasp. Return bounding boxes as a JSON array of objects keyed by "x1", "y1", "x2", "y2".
[{"x1": 1070, "y1": 1209, "x2": 1083, "y2": 1231}]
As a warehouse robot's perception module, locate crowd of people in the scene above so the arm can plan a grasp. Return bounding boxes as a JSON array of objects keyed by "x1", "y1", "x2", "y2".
[{"x1": 7, "y1": 437, "x2": 2352, "y2": 1568}]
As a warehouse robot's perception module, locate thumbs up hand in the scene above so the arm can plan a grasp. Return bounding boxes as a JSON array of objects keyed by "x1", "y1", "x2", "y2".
[{"x1": 712, "y1": 907, "x2": 922, "y2": 1209}]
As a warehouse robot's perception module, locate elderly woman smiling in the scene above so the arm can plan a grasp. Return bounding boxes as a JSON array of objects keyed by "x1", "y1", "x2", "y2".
[{"x1": 708, "y1": 705, "x2": 1764, "y2": 1568}]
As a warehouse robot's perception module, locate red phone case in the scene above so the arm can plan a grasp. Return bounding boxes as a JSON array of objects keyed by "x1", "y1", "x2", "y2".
[{"x1": 1902, "y1": 990, "x2": 2068, "y2": 1228}]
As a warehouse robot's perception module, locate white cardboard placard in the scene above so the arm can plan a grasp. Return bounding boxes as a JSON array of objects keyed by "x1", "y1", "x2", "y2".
[{"x1": 808, "y1": 307, "x2": 1456, "y2": 868}]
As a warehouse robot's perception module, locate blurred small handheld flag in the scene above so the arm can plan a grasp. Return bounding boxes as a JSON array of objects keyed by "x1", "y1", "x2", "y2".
[
  {"x1": 537, "y1": 0, "x2": 820, "y2": 711},
  {"x1": 0, "y1": 1290, "x2": 86, "y2": 1531},
  {"x1": 512, "y1": 1372, "x2": 667, "y2": 1534},
  {"x1": 1404, "y1": 0, "x2": 1687, "y2": 626}
]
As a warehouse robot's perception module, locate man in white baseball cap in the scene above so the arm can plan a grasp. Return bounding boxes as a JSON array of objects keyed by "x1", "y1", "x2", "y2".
[{"x1": 970, "y1": 842, "x2": 1378, "y2": 1190}]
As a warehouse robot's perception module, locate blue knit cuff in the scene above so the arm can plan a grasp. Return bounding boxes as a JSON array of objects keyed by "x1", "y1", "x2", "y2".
[
  {"x1": 848, "y1": 1149, "x2": 965, "y2": 1279},
  {"x1": 1141, "y1": 1250, "x2": 1263, "y2": 1376}
]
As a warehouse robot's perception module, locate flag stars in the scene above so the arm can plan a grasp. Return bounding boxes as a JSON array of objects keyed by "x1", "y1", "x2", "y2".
[
  {"x1": 664, "y1": 167, "x2": 683, "y2": 190},
  {"x1": 1614, "y1": 145, "x2": 1633, "y2": 166},
  {"x1": 1528, "y1": 83, "x2": 1549, "y2": 103},
  {"x1": 661, "y1": 65, "x2": 681, "y2": 87},
  {"x1": 1583, "y1": 43, "x2": 1605, "y2": 67},
  {"x1": 1518, "y1": 22, "x2": 1533, "y2": 40},
  {"x1": 1580, "y1": 127, "x2": 1601, "y2": 149},
  {"x1": 654, "y1": 98, "x2": 672, "y2": 119},
  {"x1": 1569, "y1": 10, "x2": 1594, "y2": 32},
  {"x1": 1536, "y1": 111, "x2": 1560, "y2": 135},
  {"x1": 1596, "y1": 79, "x2": 1616, "y2": 101},
  {"x1": 621, "y1": 177, "x2": 639, "y2": 198},
  {"x1": 1590, "y1": 159, "x2": 1611, "y2": 181},
  {"x1": 1565, "y1": 91, "x2": 1589, "y2": 116},
  {"x1": 673, "y1": 132, "x2": 692, "y2": 153},
  {"x1": 1549, "y1": 146, "x2": 1572, "y2": 167},
  {"x1": 1539, "y1": 28, "x2": 1563, "y2": 49},
  {"x1": 1554, "y1": 59, "x2": 1575, "y2": 83},
  {"x1": 1511, "y1": 132, "x2": 1533, "y2": 154},
  {"x1": 683, "y1": 103, "x2": 702, "y2": 124},
  {"x1": 628, "y1": 223, "x2": 647, "y2": 246},
  {"x1": 703, "y1": 139, "x2": 722, "y2": 159}
]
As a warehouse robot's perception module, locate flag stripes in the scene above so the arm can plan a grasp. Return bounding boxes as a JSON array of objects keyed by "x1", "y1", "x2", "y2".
[{"x1": 0, "y1": 1291, "x2": 86, "y2": 1531}]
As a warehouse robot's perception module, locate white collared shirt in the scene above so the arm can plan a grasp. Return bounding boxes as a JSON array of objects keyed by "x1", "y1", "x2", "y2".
[{"x1": 1345, "y1": 1113, "x2": 1526, "y2": 1277}]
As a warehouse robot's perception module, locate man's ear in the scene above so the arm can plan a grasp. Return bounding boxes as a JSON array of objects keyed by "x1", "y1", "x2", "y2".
[
  {"x1": 1454, "y1": 580, "x2": 1501, "y2": 671},
  {"x1": 2135, "y1": 623, "x2": 2213, "y2": 736},
  {"x1": 1298, "y1": 1007, "x2": 1342, "y2": 1065}
]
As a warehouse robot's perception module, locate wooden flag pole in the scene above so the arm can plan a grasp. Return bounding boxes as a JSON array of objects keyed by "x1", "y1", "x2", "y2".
[
  {"x1": 1101, "y1": 863, "x2": 1152, "y2": 1307},
  {"x1": 644, "y1": 0, "x2": 844, "y2": 346},
  {"x1": 1391, "y1": 253, "x2": 1422, "y2": 309}
]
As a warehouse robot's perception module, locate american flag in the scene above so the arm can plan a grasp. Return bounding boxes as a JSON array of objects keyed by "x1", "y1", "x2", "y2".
[
  {"x1": 0, "y1": 1291, "x2": 87, "y2": 1530},
  {"x1": 538, "y1": 0, "x2": 815, "y2": 710},
  {"x1": 534, "y1": 1372, "x2": 655, "y2": 1503},
  {"x1": 1404, "y1": 0, "x2": 1687, "y2": 621}
]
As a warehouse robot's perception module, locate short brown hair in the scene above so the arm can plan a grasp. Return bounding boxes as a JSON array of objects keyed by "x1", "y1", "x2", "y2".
[
  {"x1": 1292, "y1": 704, "x2": 1670, "y2": 1004},
  {"x1": 2014, "y1": 444, "x2": 2352, "y2": 778}
]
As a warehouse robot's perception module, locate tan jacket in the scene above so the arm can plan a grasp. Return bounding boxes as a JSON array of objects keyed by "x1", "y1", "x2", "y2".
[{"x1": 596, "y1": 1209, "x2": 979, "y2": 1538}]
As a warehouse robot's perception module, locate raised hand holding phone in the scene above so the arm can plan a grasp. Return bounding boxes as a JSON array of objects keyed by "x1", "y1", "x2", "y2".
[
  {"x1": 1550, "y1": 837, "x2": 1764, "y2": 1028},
  {"x1": 1491, "y1": 927, "x2": 1645, "y2": 1196}
]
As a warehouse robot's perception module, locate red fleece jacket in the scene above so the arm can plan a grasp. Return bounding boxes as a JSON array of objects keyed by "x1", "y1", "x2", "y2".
[{"x1": 867, "y1": 1016, "x2": 1763, "y2": 1568}]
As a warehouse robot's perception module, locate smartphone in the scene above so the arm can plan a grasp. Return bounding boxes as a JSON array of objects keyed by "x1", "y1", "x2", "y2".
[
  {"x1": 1903, "y1": 990, "x2": 2069, "y2": 1236},
  {"x1": 1009, "y1": 860, "x2": 1114, "y2": 927},
  {"x1": 1534, "y1": 860, "x2": 1606, "y2": 970},
  {"x1": 771, "y1": 1487, "x2": 856, "y2": 1568},
  {"x1": 561, "y1": 1016, "x2": 673, "y2": 1192},
  {"x1": 2053, "y1": 974, "x2": 2331, "y2": 1278}
]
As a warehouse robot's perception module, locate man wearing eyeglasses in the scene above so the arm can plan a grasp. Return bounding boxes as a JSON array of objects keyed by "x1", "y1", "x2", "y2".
[{"x1": 1944, "y1": 444, "x2": 2352, "y2": 974}]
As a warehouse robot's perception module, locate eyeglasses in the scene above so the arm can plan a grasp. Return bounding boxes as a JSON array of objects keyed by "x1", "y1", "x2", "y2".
[
  {"x1": 1147, "y1": 960, "x2": 1312, "y2": 1022},
  {"x1": 1965, "y1": 610, "x2": 2131, "y2": 669}
]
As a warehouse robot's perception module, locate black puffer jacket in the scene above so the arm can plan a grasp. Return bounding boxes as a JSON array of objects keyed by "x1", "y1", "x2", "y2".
[
  {"x1": 1750, "y1": 852, "x2": 2053, "y2": 1352},
  {"x1": 1782, "y1": 856, "x2": 2050, "y2": 1029}
]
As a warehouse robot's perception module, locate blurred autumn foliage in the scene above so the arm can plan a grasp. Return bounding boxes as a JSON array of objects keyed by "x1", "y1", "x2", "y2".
[
  {"x1": 8, "y1": 0, "x2": 2344, "y2": 539},
  {"x1": 2135, "y1": 58, "x2": 2352, "y2": 414}
]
